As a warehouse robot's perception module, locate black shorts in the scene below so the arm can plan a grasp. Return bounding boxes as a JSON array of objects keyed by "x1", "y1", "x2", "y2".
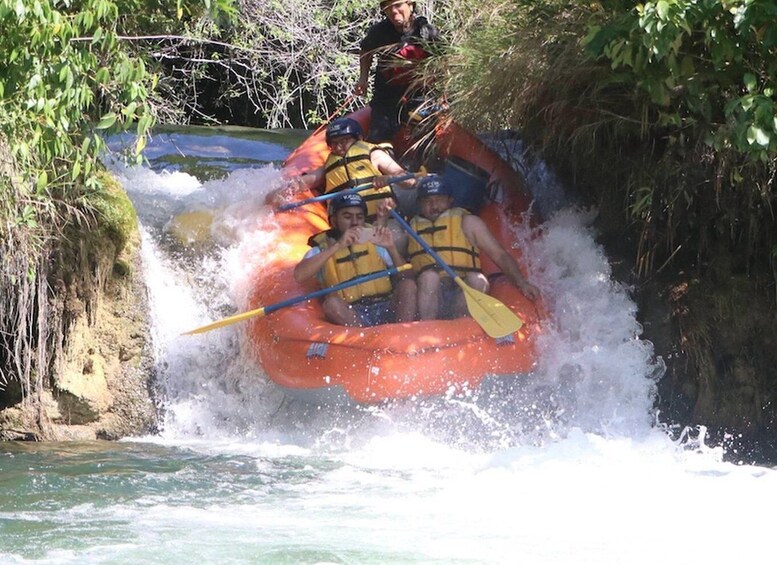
[{"x1": 352, "y1": 297, "x2": 393, "y2": 326}]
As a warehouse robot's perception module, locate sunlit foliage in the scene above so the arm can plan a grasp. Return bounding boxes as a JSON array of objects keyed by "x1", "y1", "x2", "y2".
[
  {"x1": 437, "y1": 0, "x2": 777, "y2": 284},
  {"x1": 0, "y1": 0, "x2": 231, "y2": 405}
]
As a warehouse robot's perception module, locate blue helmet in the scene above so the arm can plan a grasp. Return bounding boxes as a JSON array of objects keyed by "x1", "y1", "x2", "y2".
[
  {"x1": 416, "y1": 175, "x2": 452, "y2": 199},
  {"x1": 329, "y1": 192, "x2": 368, "y2": 215},
  {"x1": 326, "y1": 118, "x2": 363, "y2": 145}
]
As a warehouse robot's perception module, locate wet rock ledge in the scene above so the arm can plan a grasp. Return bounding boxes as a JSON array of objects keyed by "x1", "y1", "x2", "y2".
[{"x1": 0, "y1": 174, "x2": 158, "y2": 441}]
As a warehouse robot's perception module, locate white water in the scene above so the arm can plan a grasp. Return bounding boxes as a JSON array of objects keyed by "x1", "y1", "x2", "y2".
[{"x1": 24, "y1": 134, "x2": 771, "y2": 564}]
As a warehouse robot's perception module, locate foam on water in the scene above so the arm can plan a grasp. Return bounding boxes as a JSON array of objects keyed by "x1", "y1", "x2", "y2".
[
  {"x1": 5, "y1": 133, "x2": 773, "y2": 565},
  {"x1": 113, "y1": 146, "x2": 667, "y2": 452},
  {"x1": 8, "y1": 137, "x2": 777, "y2": 564}
]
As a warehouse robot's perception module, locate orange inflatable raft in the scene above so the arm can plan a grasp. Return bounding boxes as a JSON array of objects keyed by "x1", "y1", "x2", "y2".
[{"x1": 246, "y1": 108, "x2": 541, "y2": 404}]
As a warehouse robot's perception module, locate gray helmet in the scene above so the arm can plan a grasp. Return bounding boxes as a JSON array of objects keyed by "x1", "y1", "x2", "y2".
[
  {"x1": 326, "y1": 118, "x2": 363, "y2": 145},
  {"x1": 416, "y1": 175, "x2": 452, "y2": 199}
]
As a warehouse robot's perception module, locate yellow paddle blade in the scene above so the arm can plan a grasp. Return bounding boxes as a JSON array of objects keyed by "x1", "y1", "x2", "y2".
[
  {"x1": 182, "y1": 307, "x2": 267, "y2": 335},
  {"x1": 454, "y1": 277, "x2": 524, "y2": 338},
  {"x1": 168, "y1": 210, "x2": 214, "y2": 244}
]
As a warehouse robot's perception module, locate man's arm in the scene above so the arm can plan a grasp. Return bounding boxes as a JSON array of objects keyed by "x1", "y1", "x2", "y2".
[
  {"x1": 290, "y1": 167, "x2": 325, "y2": 194},
  {"x1": 266, "y1": 167, "x2": 325, "y2": 206},
  {"x1": 355, "y1": 51, "x2": 373, "y2": 96},
  {"x1": 293, "y1": 228, "x2": 361, "y2": 283},
  {"x1": 463, "y1": 215, "x2": 540, "y2": 300},
  {"x1": 370, "y1": 149, "x2": 415, "y2": 189}
]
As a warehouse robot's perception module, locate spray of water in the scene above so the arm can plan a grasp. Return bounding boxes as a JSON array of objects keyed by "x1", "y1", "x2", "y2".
[{"x1": 112, "y1": 132, "x2": 666, "y2": 453}]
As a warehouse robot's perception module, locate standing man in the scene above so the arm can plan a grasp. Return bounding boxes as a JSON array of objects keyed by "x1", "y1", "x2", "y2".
[
  {"x1": 294, "y1": 192, "x2": 416, "y2": 327},
  {"x1": 355, "y1": 0, "x2": 439, "y2": 144},
  {"x1": 407, "y1": 176, "x2": 540, "y2": 320}
]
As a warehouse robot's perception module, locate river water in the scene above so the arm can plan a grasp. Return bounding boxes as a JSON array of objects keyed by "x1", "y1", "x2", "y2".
[{"x1": 1, "y1": 127, "x2": 775, "y2": 564}]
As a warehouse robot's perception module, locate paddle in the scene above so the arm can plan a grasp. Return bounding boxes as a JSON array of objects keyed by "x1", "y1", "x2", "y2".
[
  {"x1": 389, "y1": 210, "x2": 523, "y2": 338},
  {"x1": 182, "y1": 263, "x2": 412, "y2": 335},
  {"x1": 276, "y1": 172, "x2": 419, "y2": 212},
  {"x1": 309, "y1": 94, "x2": 356, "y2": 138}
]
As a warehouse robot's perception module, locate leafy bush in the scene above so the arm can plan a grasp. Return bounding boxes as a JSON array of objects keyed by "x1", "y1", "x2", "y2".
[
  {"x1": 586, "y1": 0, "x2": 777, "y2": 161},
  {"x1": 0, "y1": 0, "x2": 228, "y2": 404},
  {"x1": 437, "y1": 0, "x2": 777, "y2": 282}
]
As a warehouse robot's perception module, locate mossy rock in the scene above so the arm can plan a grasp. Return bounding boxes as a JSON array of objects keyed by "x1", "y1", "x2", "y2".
[
  {"x1": 85, "y1": 172, "x2": 138, "y2": 255},
  {"x1": 113, "y1": 258, "x2": 132, "y2": 278}
]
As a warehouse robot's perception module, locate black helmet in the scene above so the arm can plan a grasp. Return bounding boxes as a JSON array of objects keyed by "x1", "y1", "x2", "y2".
[
  {"x1": 416, "y1": 175, "x2": 452, "y2": 199},
  {"x1": 329, "y1": 192, "x2": 368, "y2": 215},
  {"x1": 326, "y1": 118, "x2": 363, "y2": 145}
]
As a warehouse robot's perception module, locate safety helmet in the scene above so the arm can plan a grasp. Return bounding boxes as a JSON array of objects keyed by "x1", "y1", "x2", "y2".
[
  {"x1": 416, "y1": 175, "x2": 452, "y2": 199},
  {"x1": 325, "y1": 118, "x2": 363, "y2": 145},
  {"x1": 329, "y1": 192, "x2": 368, "y2": 216}
]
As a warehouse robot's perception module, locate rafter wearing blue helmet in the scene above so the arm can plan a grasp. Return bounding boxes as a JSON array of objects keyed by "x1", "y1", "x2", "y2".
[
  {"x1": 294, "y1": 192, "x2": 417, "y2": 327},
  {"x1": 407, "y1": 175, "x2": 540, "y2": 320},
  {"x1": 277, "y1": 117, "x2": 417, "y2": 224}
]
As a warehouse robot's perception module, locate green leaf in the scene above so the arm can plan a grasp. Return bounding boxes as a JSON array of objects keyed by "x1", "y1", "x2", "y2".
[
  {"x1": 36, "y1": 171, "x2": 48, "y2": 192},
  {"x1": 71, "y1": 159, "x2": 82, "y2": 180},
  {"x1": 582, "y1": 25, "x2": 602, "y2": 49},
  {"x1": 744, "y1": 73, "x2": 757, "y2": 93},
  {"x1": 747, "y1": 125, "x2": 770, "y2": 147},
  {"x1": 95, "y1": 67, "x2": 110, "y2": 84},
  {"x1": 80, "y1": 136, "x2": 92, "y2": 157},
  {"x1": 135, "y1": 135, "x2": 147, "y2": 154},
  {"x1": 657, "y1": 1, "x2": 669, "y2": 21},
  {"x1": 123, "y1": 101, "x2": 138, "y2": 117},
  {"x1": 96, "y1": 112, "x2": 117, "y2": 130}
]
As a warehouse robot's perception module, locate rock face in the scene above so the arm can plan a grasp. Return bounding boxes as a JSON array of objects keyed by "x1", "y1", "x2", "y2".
[
  {"x1": 0, "y1": 175, "x2": 158, "y2": 441},
  {"x1": 50, "y1": 226, "x2": 158, "y2": 440},
  {"x1": 640, "y1": 272, "x2": 777, "y2": 462}
]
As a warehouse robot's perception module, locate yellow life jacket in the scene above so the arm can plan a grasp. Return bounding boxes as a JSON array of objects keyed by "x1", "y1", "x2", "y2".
[
  {"x1": 324, "y1": 140, "x2": 394, "y2": 222},
  {"x1": 310, "y1": 230, "x2": 393, "y2": 304},
  {"x1": 407, "y1": 208, "x2": 481, "y2": 276}
]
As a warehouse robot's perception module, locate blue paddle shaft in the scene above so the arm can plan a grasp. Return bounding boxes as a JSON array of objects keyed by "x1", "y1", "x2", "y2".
[
  {"x1": 277, "y1": 172, "x2": 415, "y2": 212},
  {"x1": 264, "y1": 263, "x2": 410, "y2": 316},
  {"x1": 389, "y1": 210, "x2": 459, "y2": 280}
]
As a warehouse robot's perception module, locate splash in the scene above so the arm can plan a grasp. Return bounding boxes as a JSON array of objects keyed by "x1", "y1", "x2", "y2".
[
  {"x1": 116, "y1": 135, "x2": 664, "y2": 450},
  {"x1": 488, "y1": 135, "x2": 663, "y2": 439},
  {"x1": 521, "y1": 210, "x2": 663, "y2": 437}
]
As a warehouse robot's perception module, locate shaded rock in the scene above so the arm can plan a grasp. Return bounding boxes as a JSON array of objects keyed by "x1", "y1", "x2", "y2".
[{"x1": 638, "y1": 270, "x2": 777, "y2": 463}]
